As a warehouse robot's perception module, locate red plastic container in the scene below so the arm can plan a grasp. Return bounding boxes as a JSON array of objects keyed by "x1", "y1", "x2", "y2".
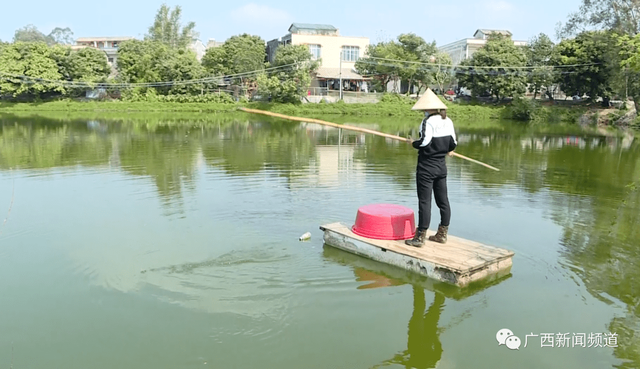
[{"x1": 351, "y1": 204, "x2": 416, "y2": 240}]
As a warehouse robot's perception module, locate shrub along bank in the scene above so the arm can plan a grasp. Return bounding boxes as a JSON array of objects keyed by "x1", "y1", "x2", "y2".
[{"x1": 0, "y1": 93, "x2": 590, "y2": 124}]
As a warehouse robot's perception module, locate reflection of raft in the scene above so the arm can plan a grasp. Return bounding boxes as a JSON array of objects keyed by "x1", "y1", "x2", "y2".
[
  {"x1": 322, "y1": 247, "x2": 512, "y2": 299},
  {"x1": 320, "y1": 220, "x2": 514, "y2": 288}
]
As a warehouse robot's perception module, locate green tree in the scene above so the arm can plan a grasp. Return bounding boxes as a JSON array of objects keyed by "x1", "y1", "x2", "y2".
[
  {"x1": 201, "y1": 46, "x2": 228, "y2": 75},
  {"x1": 13, "y1": 25, "x2": 54, "y2": 45},
  {"x1": 48, "y1": 27, "x2": 75, "y2": 45},
  {"x1": 618, "y1": 33, "x2": 640, "y2": 114},
  {"x1": 117, "y1": 39, "x2": 205, "y2": 96},
  {"x1": 117, "y1": 40, "x2": 165, "y2": 84},
  {"x1": 203, "y1": 34, "x2": 265, "y2": 76},
  {"x1": 68, "y1": 47, "x2": 111, "y2": 82},
  {"x1": 559, "y1": 0, "x2": 640, "y2": 37},
  {"x1": 50, "y1": 46, "x2": 111, "y2": 85},
  {"x1": 559, "y1": 0, "x2": 640, "y2": 112},
  {"x1": 619, "y1": 33, "x2": 640, "y2": 71},
  {"x1": 202, "y1": 34, "x2": 266, "y2": 94},
  {"x1": 146, "y1": 4, "x2": 197, "y2": 49},
  {"x1": 455, "y1": 34, "x2": 528, "y2": 101},
  {"x1": 428, "y1": 52, "x2": 454, "y2": 95},
  {"x1": 555, "y1": 31, "x2": 615, "y2": 103},
  {"x1": 355, "y1": 41, "x2": 404, "y2": 92},
  {"x1": 526, "y1": 33, "x2": 556, "y2": 99},
  {"x1": 397, "y1": 33, "x2": 437, "y2": 95},
  {"x1": 0, "y1": 42, "x2": 64, "y2": 97},
  {"x1": 355, "y1": 34, "x2": 441, "y2": 95},
  {"x1": 256, "y1": 44, "x2": 319, "y2": 103},
  {"x1": 12, "y1": 25, "x2": 75, "y2": 46},
  {"x1": 156, "y1": 49, "x2": 207, "y2": 95}
]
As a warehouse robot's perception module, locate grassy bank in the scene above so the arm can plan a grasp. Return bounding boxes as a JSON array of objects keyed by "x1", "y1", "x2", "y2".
[
  {"x1": 0, "y1": 97, "x2": 496, "y2": 119},
  {"x1": 3, "y1": 108, "x2": 624, "y2": 138},
  {"x1": 0, "y1": 95, "x2": 589, "y2": 124}
]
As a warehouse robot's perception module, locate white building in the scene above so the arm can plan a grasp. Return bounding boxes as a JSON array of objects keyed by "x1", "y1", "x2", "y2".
[
  {"x1": 438, "y1": 29, "x2": 527, "y2": 66},
  {"x1": 188, "y1": 39, "x2": 207, "y2": 61},
  {"x1": 266, "y1": 23, "x2": 371, "y2": 93},
  {"x1": 73, "y1": 37, "x2": 135, "y2": 67}
]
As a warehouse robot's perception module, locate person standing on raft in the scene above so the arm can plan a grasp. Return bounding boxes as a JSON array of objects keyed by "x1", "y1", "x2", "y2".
[{"x1": 406, "y1": 88, "x2": 457, "y2": 247}]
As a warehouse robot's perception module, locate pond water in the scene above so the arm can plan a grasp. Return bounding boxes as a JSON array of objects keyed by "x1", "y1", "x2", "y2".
[{"x1": 0, "y1": 113, "x2": 638, "y2": 369}]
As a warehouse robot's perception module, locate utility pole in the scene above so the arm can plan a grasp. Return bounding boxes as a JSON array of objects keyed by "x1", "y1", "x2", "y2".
[{"x1": 339, "y1": 50, "x2": 343, "y2": 101}]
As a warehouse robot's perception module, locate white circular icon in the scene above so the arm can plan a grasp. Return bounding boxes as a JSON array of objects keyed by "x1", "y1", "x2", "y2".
[
  {"x1": 496, "y1": 328, "x2": 514, "y2": 345},
  {"x1": 506, "y1": 335, "x2": 522, "y2": 350}
]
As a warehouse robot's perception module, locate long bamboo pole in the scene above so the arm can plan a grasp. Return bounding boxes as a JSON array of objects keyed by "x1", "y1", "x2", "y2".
[{"x1": 239, "y1": 107, "x2": 500, "y2": 172}]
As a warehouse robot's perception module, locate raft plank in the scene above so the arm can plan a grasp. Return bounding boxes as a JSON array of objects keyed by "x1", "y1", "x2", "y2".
[{"x1": 319, "y1": 222, "x2": 514, "y2": 287}]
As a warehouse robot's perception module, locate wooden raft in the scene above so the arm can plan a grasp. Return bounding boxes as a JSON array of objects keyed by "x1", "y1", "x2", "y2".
[{"x1": 319, "y1": 222, "x2": 514, "y2": 287}]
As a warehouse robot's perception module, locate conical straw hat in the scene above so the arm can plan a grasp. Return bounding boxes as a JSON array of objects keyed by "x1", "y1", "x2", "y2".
[{"x1": 411, "y1": 88, "x2": 448, "y2": 111}]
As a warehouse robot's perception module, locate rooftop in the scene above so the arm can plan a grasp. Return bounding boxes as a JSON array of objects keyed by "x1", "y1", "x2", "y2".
[
  {"x1": 474, "y1": 29, "x2": 513, "y2": 38},
  {"x1": 289, "y1": 23, "x2": 338, "y2": 32},
  {"x1": 76, "y1": 37, "x2": 135, "y2": 42}
]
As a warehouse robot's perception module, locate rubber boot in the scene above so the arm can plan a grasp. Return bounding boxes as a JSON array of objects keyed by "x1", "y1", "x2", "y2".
[
  {"x1": 428, "y1": 225, "x2": 448, "y2": 244},
  {"x1": 405, "y1": 228, "x2": 428, "y2": 247}
]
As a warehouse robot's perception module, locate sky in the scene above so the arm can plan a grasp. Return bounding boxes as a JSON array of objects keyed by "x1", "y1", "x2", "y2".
[{"x1": 1, "y1": 0, "x2": 583, "y2": 46}]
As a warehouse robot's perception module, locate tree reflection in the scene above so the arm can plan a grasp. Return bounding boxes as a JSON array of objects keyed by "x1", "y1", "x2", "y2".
[
  {"x1": 200, "y1": 120, "x2": 318, "y2": 177},
  {"x1": 550, "y1": 182, "x2": 640, "y2": 368},
  {"x1": 2, "y1": 115, "x2": 639, "y2": 368},
  {"x1": 452, "y1": 130, "x2": 640, "y2": 368},
  {"x1": 0, "y1": 119, "x2": 112, "y2": 169},
  {"x1": 116, "y1": 126, "x2": 200, "y2": 207}
]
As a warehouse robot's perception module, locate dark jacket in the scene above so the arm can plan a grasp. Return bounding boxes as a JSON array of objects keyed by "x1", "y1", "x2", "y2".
[{"x1": 412, "y1": 114, "x2": 457, "y2": 174}]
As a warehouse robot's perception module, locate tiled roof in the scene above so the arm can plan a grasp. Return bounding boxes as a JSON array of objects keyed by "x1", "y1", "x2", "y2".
[
  {"x1": 475, "y1": 29, "x2": 512, "y2": 36},
  {"x1": 289, "y1": 23, "x2": 337, "y2": 31}
]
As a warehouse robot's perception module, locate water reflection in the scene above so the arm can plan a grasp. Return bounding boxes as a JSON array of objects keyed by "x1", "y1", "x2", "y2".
[
  {"x1": 322, "y1": 247, "x2": 445, "y2": 369},
  {"x1": 383, "y1": 287, "x2": 444, "y2": 369},
  {"x1": 1, "y1": 113, "x2": 639, "y2": 368},
  {"x1": 322, "y1": 246, "x2": 513, "y2": 369}
]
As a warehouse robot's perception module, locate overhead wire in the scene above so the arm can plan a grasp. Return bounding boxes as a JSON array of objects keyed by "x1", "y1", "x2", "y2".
[
  {"x1": 0, "y1": 54, "x2": 598, "y2": 91},
  {"x1": 1, "y1": 63, "x2": 298, "y2": 88},
  {"x1": 0, "y1": 62, "x2": 305, "y2": 89},
  {"x1": 354, "y1": 59, "x2": 590, "y2": 76},
  {"x1": 364, "y1": 56, "x2": 602, "y2": 69}
]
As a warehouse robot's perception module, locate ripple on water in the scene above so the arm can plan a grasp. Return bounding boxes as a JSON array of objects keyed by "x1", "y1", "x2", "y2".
[{"x1": 140, "y1": 245, "x2": 297, "y2": 337}]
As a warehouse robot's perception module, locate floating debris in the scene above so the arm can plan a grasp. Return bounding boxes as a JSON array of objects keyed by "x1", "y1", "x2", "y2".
[{"x1": 299, "y1": 232, "x2": 311, "y2": 241}]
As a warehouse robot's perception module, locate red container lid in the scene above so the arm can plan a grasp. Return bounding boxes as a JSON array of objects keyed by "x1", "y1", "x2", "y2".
[{"x1": 352, "y1": 204, "x2": 416, "y2": 240}]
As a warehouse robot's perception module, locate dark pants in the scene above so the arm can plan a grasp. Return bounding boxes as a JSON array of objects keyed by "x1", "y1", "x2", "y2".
[{"x1": 416, "y1": 170, "x2": 451, "y2": 231}]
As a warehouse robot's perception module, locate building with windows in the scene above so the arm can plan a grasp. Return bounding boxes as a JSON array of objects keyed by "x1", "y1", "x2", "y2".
[
  {"x1": 438, "y1": 29, "x2": 527, "y2": 66},
  {"x1": 266, "y1": 23, "x2": 370, "y2": 93},
  {"x1": 73, "y1": 37, "x2": 135, "y2": 68}
]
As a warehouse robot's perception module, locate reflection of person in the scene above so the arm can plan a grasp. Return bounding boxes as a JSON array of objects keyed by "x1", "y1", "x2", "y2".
[
  {"x1": 405, "y1": 88, "x2": 457, "y2": 247},
  {"x1": 406, "y1": 287, "x2": 444, "y2": 368},
  {"x1": 378, "y1": 285, "x2": 444, "y2": 369}
]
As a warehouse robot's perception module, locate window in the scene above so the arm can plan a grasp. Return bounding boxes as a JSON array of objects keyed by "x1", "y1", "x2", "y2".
[
  {"x1": 341, "y1": 46, "x2": 360, "y2": 62},
  {"x1": 108, "y1": 58, "x2": 114, "y2": 63},
  {"x1": 308, "y1": 44, "x2": 321, "y2": 60}
]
